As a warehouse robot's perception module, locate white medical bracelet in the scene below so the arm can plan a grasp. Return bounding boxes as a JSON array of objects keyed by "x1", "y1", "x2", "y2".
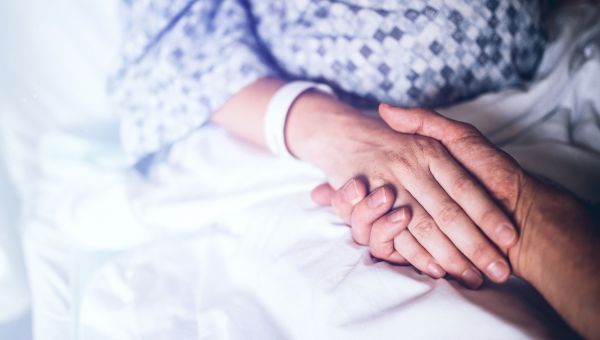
[{"x1": 264, "y1": 81, "x2": 334, "y2": 159}]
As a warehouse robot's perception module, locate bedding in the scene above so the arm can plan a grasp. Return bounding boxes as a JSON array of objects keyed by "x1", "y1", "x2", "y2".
[{"x1": 0, "y1": 1, "x2": 599, "y2": 339}]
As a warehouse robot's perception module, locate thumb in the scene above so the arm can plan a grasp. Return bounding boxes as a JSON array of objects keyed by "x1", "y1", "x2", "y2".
[
  {"x1": 378, "y1": 103, "x2": 524, "y2": 213},
  {"x1": 378, "y1": 103, "x2": 473, "y2": 144},
  {"x1": 311, "y1": 182, "x2": 336, "y2": 206}
]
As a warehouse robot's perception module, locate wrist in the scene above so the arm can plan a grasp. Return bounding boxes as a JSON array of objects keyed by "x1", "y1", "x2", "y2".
[
  {"x1": 510, "y1": 177, "x2": 600, "y2": 338},
  {"x1": 507, "y1": 176, "x2": 540, "y2": 280},
  {"x1": 285, "y1": 91, "x2": 385, "y2": 170},
  {"x1": 509, "y1": 177, "x2": 589, "y2": 283}
]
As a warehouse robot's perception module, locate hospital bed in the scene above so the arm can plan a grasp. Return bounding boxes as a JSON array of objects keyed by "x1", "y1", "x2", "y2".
[{"x1": 0, "y1": 1, "x2": 599, "y2": 339}]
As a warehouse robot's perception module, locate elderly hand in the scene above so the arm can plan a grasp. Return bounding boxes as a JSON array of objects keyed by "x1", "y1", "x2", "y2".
[
  {"x1": 313, "y1": 104, "x2": 538, "y2": 283},
  {"x1": 375, "y1": 105, "x2": 600, "y2": 340},
  {"x1": 296, "y1": 98, "x2": 518, "y2": 288},
  {"x1": 377, "y1": 104, "x2": 538, "y2": 278}
]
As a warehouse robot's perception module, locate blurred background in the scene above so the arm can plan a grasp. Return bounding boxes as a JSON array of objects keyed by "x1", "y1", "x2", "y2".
[
  {"x1": 0, "y1": 142, "x2": 29, "y2": 340},
  {"x1": 0, "y1": 1, "x2": 121, "y2": 338}
]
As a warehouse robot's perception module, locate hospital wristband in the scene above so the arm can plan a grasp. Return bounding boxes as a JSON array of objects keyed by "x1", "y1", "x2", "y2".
[{"x1": 263, "y1": 81, "x2": 334, "y2": 159}]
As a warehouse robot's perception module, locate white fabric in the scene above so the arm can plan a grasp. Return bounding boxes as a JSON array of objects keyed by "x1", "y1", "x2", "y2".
[
  {"x1": 0, "y1": 1, "x2": 599, "y2": 339},
  {"x1": 264, "y1": 81, "x2": 334, "y2": 159},
  {"x1": 0, "y1": 139, "x2": 30, "y2": 324},
  {"x1": 438, "y1": 7, "x2": 600, "y2": 202}
]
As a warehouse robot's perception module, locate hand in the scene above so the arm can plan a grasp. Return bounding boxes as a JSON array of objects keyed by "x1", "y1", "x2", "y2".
[
  {"x1": 377, "y1": 106, "x2": 600, "y2": 340},
  {"x1": 295, "y1": 103, "x2": 517, "y2": 288},
  {"x1": 314, "y1": 104, "x2": 537, "y2": 279},
  {"x1": 379, "y1": 104, "x2": 556, "y2": 280},
  {"x1": 312, "y1": 181, "x2": 416, "y2": 266}
]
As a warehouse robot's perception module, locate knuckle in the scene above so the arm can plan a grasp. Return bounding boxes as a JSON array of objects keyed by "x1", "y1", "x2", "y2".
[
  {"x1": 453, "y1": 123, "x2": 484, "y2": 143},
  {"x1": 351, "y1": 225, "x2": 369, "y2": 245},
  {"x1": 398, "y1": 244, "x2": 426, "y2": 266},
  {"x1": 369, "y1": 244, "x2": 386, "y2": 259},
  {"x1": 392, "y1": 232, "x2": 405, "y2": 251},
  {"x1": 479, "y1": 208, "x2": 500, "y2": 230},
  {"x1": 368, "y1": 170, "x2": 388, "y2": 188},
  {"x1": 349, "y1": 211, "x2": 360, "y2": 226},
  {"x1": 368, "y1": 224, "x2": 384, "y2": 250},
  {"x1": 402, "y1": 250, "x2": 419, "y2": 263},
  {"x1": 436, "y1": 203, "x2": 463, "y2": 227},
  {"x1": 393, "y1": 236, "x2": 411, "y2": 256},
  {"x1": 334, "y1": 188, "x2": 352, "y2": 209},
  {"x1": 468, "y1": 242, "x2": 490, "y2": 262},
  {"x1": 408, "y1": 250, "x2": 426, "y2": 264},
  {"x1": 452, "y1": 174, "x2": 474, "y2": 194},
  {"x1": 445, "y1": 254, "x2": 470, "y2": 274},
  {"x1": 414, "y1": 136, "x2": 443, "y2": 155},
  {"x1": 413, "y1": 136, "x2": 432, "y2": 151},
  {"x1": 457, "y1": 122, "x2": 477, "y2": 135},
  {"x1": 383, "y1": 150, "x2": 417, "y2": 172},
  {"x1": 350, "y1": 208, "x2": 369, "y2": 230},
  {"x1": 370, "y1": 227, "x2": 393, "y2": 259},
  {"x1": 409, "y1": 218, "x2": 436, "y2": 239},
  {"x1": 332, "y1": 188, "x2": 348, "y2": 207}
]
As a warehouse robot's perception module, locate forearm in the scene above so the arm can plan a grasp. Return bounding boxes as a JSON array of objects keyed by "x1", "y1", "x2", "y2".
[
  {"x1": 514, "y1": 181, "x2": 600, "y2": 339},
  {"x1": 210, "y1": 77, "x2": 286, "y2": 147},
  {"x1": 210, "y1": 76, "x2": 382, "y2": 181}
]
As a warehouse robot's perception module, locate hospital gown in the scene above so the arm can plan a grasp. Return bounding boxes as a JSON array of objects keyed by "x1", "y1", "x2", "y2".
[{"x1": 112, "y1": 0, "x2": 546, "y2": 169}]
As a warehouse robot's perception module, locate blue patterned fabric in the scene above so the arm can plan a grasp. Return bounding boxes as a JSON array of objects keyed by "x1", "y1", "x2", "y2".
[{"x1": 112, "y1": 0, "x2": 546, "y2": 165}]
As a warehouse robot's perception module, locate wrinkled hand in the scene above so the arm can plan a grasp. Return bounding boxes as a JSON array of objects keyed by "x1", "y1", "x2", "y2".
[
  {"x1": 378, "y1": 104, "x2": 534, "y2": 277},
  {"x1": 313, "y1": 105, "x2": 534, "y2": 284},
  {"x1": 309, "y1": 107, "x2": 519, "y2": 288}
]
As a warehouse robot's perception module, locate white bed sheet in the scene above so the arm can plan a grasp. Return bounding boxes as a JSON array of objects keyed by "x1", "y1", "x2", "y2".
[{"x1": 0, "y1": 1, "x2": 598, "y2": 339}]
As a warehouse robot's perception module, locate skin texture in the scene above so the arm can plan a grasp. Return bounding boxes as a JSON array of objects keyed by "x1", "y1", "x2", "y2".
[
  {"x1": 315, "y1": 105, "x2": 600, "y2": 339},
  {"x1": 212, "y1": 77, "x2": 517, "y2": 288}
]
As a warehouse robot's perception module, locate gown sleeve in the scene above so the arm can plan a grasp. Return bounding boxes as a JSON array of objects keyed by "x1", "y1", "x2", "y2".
[{"x1": 112, "y1": 0, "x2": 279, "y2": 165}]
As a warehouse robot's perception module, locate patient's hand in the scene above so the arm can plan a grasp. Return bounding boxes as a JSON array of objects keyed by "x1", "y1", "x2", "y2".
[
  {"x1": 312, "y1": 181, "x2": 414, "y2": 266},
  {"x1": 313, "y1": 177, "x2": 511, "y2": 288}
]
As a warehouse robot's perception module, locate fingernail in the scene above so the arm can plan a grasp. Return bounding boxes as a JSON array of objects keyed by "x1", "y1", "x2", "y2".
[
  {"x1": 389, "y1": 209, "x2": 406, "y2": 223},
  {"x1": 341, "y1": 179, "x2": 361, "y2": 205},
  {"x1": 495, "y1": 223, "x2": 517, "y2": 247},
  {"x1": 368, "y1": 189, "x2": 387, "y2": 208},
  {"x1": 486, "y1": 260, "x2": 510, "y2": 281},
  {"x1": 427, "y1": 263, "x2": 446, "y2": 279},
  {"x1": 461, "y1": 267, "x2": 483, "y2": 289}
]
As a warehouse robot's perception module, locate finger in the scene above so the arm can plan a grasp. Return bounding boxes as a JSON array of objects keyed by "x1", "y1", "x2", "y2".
[
  {"x1": 331, "y1": 177, "x2": 368, "y2": 224},
  {"x1": 406, "y1": 205, "x2": 485, "y2": 288},
  {"x1": 369, "y1": 208, "x2": 411, "y2": 265},
  {"x1": 393, "y1": 229, "x2": 447, "y2": 279},
  {"x1": 379, "y1": 104, "x2": 523, "y2": 211},
  {"x1": 429, "y1": 151, "x2": 517, "y2": 251},
  {"x1": 350, "y1": 186, "x2": 395, "y2": 245},
  {"x1": 404, "y1": 171, "x2": 511, "y2": 284},
  {"x1": 311, "y1": 183, "x2": 335, "y2": 206},
  {"x1": 379, "y1": 104, "x2": 475, "y2": 145}
]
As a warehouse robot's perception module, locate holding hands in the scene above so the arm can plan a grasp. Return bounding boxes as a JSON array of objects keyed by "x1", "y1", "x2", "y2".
[
  {"x1": 214, "y1": 78, "x2": 598, "y2": 337},
  {"x1": 311, "y1": 104, "x2": 524, "y2": 289},
  {"x1": 214, "y1": 78, "x2": 598, "y2": 338}
]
